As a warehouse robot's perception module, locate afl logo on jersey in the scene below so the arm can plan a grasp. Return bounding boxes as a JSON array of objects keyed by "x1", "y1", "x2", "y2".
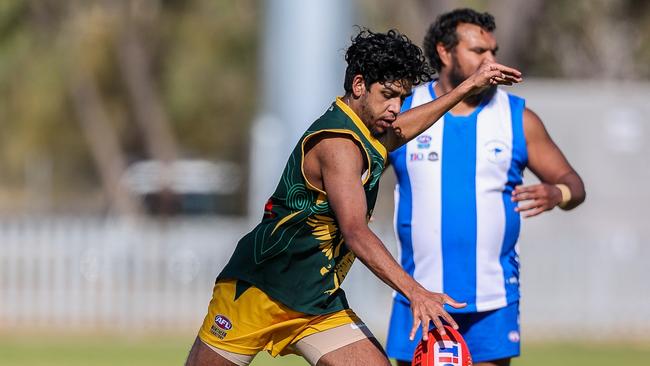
[
  {"x1": 214, "y1": 315, "x2": 233, "y2": 330},
  {"x1": 484, "y1": 140, "x2": 509, "y2": 164}
]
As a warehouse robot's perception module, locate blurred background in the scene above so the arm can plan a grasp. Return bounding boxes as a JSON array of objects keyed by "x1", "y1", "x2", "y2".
[{"x1": 1, "y1": 0, "x2": 649, "y2": 365}]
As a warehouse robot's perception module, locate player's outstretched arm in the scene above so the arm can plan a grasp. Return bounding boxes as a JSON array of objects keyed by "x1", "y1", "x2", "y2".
[
  {"x1": 383, "y1": 61, "x2": 522, "y2": 151},
  {"x1": 310, "y1": 134, "x2": 465, "y2": 341},
  {"x1": 512, "y1": 108, "x2": 586, "y2": 218}
]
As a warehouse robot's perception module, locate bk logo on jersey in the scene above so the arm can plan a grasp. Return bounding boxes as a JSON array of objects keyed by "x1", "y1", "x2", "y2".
[{"x1": 410, "y1": 153, "x2": 425, "y2": 161}]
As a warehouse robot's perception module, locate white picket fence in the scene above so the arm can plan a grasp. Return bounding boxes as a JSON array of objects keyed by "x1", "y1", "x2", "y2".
[
  {"x1": 0, "y1": 216, "x2": 247, "y2": 333},
  {"x1": 2, "y1": 213, "x2": 650, "y2": 340},
  {"x1": 0, "y1": 216, "x2": 394, "y2": 335}
]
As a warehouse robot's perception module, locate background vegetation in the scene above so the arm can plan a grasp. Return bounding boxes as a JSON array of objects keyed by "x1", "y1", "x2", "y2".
[{"x1": 1, "y1": 0, "x2": 648, "y2": 215}]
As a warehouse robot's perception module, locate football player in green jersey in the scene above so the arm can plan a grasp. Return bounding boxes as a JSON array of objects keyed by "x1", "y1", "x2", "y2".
[{"x1": 186, "y1": 29, "x2": 521, "y2": 366}]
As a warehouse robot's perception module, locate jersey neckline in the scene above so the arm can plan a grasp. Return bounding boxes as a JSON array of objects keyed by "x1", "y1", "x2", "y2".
[
  {"x1": 428, "y1": 81, "x2": 491, "y2": 120},
  {"x1": 335, "y1": 97, "x2": 388, "y2": 160}
]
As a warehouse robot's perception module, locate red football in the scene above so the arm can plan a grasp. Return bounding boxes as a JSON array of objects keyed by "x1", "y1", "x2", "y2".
[{"x1": 411, "y1": 325, "x2": 473, "y2": 366}]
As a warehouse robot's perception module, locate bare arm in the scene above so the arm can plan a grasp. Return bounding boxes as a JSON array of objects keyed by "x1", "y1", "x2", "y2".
[
  {"x1": 382, "y1": 61, "x2": 522, "y2": 151},
  {"x1": 306, "y1": 134, "x2": 465, "y2": 341},
  {"x1": 512, "y1": 108, "x2": 586, "y2": 217}
]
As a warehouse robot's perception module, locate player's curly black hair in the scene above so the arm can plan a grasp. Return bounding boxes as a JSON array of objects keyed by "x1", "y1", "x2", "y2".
[
  {"x1": 423, "y1": 8, "x2": 496, "y2": 72},
  {"x1": 344, "y1": 28, "x2": 432, "y2": 93}
]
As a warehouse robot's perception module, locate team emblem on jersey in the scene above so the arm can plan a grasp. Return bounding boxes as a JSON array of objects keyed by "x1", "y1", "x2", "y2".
[
  {"x1": 263, "y1": 198, "x2": 277, "y2": 219},
  {"x1": 484, "y1": 140, "x2": 509, "y2": 165},
  {"x1": 428, "y1": 152, "x2": 439, "y2": 161},
  {"x1": 417, "y1": 135, "x2": 432, "y2": 149}
]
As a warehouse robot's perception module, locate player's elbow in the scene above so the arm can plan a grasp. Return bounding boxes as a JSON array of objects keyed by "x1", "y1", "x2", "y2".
[
  {"x1": 572, "y1": 174, "x2": 586, "y2": 205},
  {"x1": 569, "y1": 185, "x2": 586, "y2": 209},
  {"x1": 339, "y1": 222, "x2": 370, "y2": 252},
  {"x1": 576, "y1": 185, "x2": 586, "y2": 205}
]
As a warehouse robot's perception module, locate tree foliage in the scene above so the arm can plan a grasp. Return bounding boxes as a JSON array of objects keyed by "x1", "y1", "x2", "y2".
[
  {"x1": 0, "y1": 0, "x2": 258, "y2": 213},
  {"x1": 0, "y1": 0, "x2": 647, "y2": 214}
]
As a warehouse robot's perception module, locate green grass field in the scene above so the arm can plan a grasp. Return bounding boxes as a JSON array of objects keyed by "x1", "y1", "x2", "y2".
[{"x1": 1, "y1": 335, "x2": 649, "y2": 366}]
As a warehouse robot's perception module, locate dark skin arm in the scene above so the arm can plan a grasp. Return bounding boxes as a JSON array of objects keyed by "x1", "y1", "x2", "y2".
[
  {"x1": 304, "y1": 132, "x2": 465, "y2": 341},
  {"x1": 381, "y1": 60, "x2": 522, "y2": 151},
  {"x1": 512, "y1": 108, "x2": 586, "y2": 217}
]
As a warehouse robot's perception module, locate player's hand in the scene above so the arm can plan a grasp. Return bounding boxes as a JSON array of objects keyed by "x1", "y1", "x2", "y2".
[
  {"x1": 465, "y1": 60, "x2": 522, "y2": 94},
  {"x1": 512, "y1": 183, "x2": 563, "y2": 218},
  {"x1": 408, "y1": 287, "x2": 466, "y2": 341}
]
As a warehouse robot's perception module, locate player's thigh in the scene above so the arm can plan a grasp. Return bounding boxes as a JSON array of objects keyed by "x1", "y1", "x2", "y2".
[
  {"x1": 186, "y1": 337, "x2": 240, "y2": 366},
  {"x1": 292, "y1": 321, "x2": 389, "y2": 366},
  {"x1": 316, "y1": 337, "x2": 391, "y2": 366}
]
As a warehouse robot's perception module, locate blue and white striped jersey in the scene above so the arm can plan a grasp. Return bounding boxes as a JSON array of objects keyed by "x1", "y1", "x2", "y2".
[{"x1": 390, "y1": 81, "x2": 527, "y2": 313}]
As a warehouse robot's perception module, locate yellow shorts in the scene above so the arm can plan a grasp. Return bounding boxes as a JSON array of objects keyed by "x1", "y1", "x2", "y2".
[{"x1": 198, "y1": 279, "x2": 363, "y2": 357}]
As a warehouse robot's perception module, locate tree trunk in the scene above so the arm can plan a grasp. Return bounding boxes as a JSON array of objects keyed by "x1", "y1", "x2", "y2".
[{"x1": 69, "y1": 68, "x2": 142, "y2": 217}]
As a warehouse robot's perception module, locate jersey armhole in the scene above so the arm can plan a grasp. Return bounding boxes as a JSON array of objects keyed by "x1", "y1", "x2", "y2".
[
  {"x1": 508, "y1": 94, "x2": 528, "y2": 166},
  {"x1": 300, "y1": 129, "x2": 372, "y2": 195}
]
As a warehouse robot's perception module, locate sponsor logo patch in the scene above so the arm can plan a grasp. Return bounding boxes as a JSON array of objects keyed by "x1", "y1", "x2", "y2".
[
  {"x1": 410, "y1": 153, "x2": 425, "y2": 162},
  {"x1": 428, "y1": 151, "x2": 439, "y2": 161},
  {"x1": 508, "y1": 330, "x2": 520, "y2": 343},
  {"x1": 210, "y1": 314, "x2": 233, "y2": 340},
  {"x1": 210, "y1": 325, "x2": 228, "y2": 339},
  {"x1": 417, "y1": 135, "x2": 432, "y2": 149}
]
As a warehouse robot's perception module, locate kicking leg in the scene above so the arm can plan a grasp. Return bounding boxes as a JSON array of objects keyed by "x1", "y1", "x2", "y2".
[
  {"x1": 317, "y1": 337, "x2": 390, "y2": 366},
  {"x1": 185, "y1": 337, "x2": 253, "y2": 366},
  {"x1": 292, "y1": 323, "x2": 391, "y2": 366}
]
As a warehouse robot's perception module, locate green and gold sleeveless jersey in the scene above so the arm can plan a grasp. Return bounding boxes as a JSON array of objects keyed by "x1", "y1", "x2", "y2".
[{"x1": 218, "y1": 97, "x2": 387, "y2": 315}]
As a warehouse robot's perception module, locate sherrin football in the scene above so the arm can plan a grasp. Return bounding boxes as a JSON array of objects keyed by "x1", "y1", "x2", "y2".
[{"x1": 411, "y1": 325, "x2": 472, "y2": 366}]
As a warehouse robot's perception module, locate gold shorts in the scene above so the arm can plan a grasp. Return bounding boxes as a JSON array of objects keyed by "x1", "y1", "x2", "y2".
[{"x1": 198, "y1": 279, "x2": 370, "y2": 358}]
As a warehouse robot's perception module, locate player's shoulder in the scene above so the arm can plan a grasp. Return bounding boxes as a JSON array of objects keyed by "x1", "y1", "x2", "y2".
[
  {"x1": 521, "y1": 104, "x2": 547, "y2": 140},
  {"x1": 306, "y1": 131, "x2": 366, "y2": 159}
]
